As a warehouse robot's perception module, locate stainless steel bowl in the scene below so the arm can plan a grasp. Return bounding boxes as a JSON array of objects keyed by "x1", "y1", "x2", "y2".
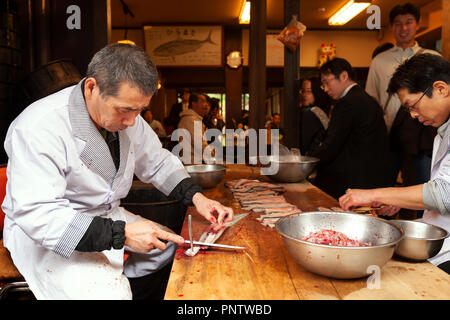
[
  {"x1": 390, "y1": 220, "x2": 449, "y2": 261},
  {"x1": 275, "y1": 211, "x2": 404, "y2": 279},
  {"x1": 185, "y1": 164, "x2": 226, "y2": 189},
  {"x1": 263, "y1": 155, "x2": 320, "y2": 183}
]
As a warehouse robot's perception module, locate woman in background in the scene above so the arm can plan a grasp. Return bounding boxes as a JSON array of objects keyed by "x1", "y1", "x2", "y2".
[{"x1": 298, "y1": 77, "x2": 331, "y2": 155}]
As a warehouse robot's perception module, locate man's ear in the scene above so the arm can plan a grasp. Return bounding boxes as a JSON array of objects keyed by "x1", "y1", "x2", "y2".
[
  {"x1": 84, "y1": 77, "x2": 97, "y2": 99},
  {"x1": 339, "y1": 71, "x2": 348, "y2": 82},
  {"x1": 433, "y1": 81, "x2": 449, "y2": 98}
]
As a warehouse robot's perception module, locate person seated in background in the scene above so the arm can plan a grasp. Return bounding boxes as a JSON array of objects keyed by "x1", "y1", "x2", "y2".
[
  {"x1": 177, "y1": 93, "x2": 211, "y2": 163},
  {"x1": 236, "y1": 110, "x2": 249, "y2": 130},
  {"x1": 307, "y1": 57, "x2": 392, "y2": 199},
  {"x1": 339, "y1": 53, "x2": 450, "y2": 274},
  {"x1": 267, "y1": 113, "x2": 285, "y2": 144},
  {"x1": 203, "y1": 98, "x2": 225, "y2": 131},
  {"x1": 142, "y1": 109, "x2": 166, "y2": 138},
  {"x1": 298, "y1": 77, "x2": 331, "y2": 155}
]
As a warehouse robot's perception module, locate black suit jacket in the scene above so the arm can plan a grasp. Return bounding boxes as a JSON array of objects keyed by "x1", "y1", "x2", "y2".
[{"x1": 308, "y1": 85, "x2": 392, "y2": 199}]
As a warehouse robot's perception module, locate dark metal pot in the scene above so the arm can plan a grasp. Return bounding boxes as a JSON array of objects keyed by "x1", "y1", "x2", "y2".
[
  {"x1": 121, "y1": 181, "x2": 187, "y2": 234},
  {"x1": 121, "y1": 181, "x2": 187, "y2": 300}
]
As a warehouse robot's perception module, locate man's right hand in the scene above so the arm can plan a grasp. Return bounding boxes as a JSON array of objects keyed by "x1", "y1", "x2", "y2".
[{"x1": 124, "y1": 220, "x2": 184, "y2": 253}]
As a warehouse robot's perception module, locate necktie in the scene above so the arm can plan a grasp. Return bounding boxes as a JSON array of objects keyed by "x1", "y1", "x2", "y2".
[{"x1": 105, "y1": 131, "x2": 120, "y2": 171}]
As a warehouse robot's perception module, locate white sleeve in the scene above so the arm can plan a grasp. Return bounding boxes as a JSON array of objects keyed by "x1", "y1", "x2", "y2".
[
  {"x1": 365, "y1": 60, "x2": 381, "y2": 103},
  {"x1": 132, "y1": 117, "x2": 189, "y2": 195},
  {"x1": 2, "y1": 126, "x2": 92, "y2": 258}
]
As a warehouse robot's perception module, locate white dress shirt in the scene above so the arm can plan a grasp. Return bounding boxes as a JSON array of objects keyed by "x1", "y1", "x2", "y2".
[{"x1": 365, "y1": 42, "x2": 440, "y2": 132}]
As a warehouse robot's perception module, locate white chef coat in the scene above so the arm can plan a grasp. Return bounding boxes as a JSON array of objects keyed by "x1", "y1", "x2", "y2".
[
  {"x1": 420, "y1": 119, "x2": 450, "y2": 266},
  {"x1": 2, "y1": 81, "x2": 190, "y2": 299}
]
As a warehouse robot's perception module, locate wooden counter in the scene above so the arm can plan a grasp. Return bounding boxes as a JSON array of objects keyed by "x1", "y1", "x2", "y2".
[{"x1": 164, "y1": 164, "x2": 450, "y2": 300}]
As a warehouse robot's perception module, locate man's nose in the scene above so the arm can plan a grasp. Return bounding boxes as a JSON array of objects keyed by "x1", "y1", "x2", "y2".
[
  {"x1": 409, "y1": 110, "x2": 419, "y2": 118},
  {"x1": 123, "y1": 115, "x2": 137, "y2": 127}
]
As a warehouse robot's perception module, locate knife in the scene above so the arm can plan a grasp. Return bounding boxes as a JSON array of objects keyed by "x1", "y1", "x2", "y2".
[
  {"x1": 188, "y1": 214, "x2": 194, "y2": 252},
  {"x1": 183, "y1": 240, "x2": 246, "y2": 250}
]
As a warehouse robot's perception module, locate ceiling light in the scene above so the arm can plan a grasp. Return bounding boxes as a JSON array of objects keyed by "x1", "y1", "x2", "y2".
[
  {"x1": 328, "y1": 0, "x2": 370, "y2": 26},
  {"x1": 117, "y1": 39, "x2": 136, "y2": 45},
  {"x1": 239, "y1": 0, "x2": 251, "y2": 24}
]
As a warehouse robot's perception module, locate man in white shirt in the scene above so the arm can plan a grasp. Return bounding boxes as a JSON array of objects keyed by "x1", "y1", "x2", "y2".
[
  {"x1": 177, "y1": 93, "x2": 211, "y2": 164},
  {"x1": 2, "y1": 44, "x2": 233, "y2": 299},
  {"x1": 365, "y1": 3, "x2": 440, "y2": 197},
  {"x1": 340, "y1": 53, "x2": 450, "y2": 273},
  {"x1": 143, "y1": 109, "x2": 167, "y2": 137}
]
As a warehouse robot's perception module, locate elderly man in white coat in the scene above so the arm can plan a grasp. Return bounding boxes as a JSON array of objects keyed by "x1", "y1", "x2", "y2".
[
  {"x1": 339, "y1": 53, "x2": 450, "y2": 274},
  {"x1": 2, "y1": 43, "x2": 233, "y2": 299}
]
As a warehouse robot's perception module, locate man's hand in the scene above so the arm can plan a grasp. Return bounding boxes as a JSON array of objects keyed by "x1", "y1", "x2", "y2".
[
  {"x1": 339, "y1": 188, "x2": 378, "y2": 210},
  {"x1": 124, "y1": 220, "x2": 184, "y2": 253},
  {"x1": 339, "y1": 188, "x2": 400, "y2": 217},
  {"x1": 192, "y1": 192, "x2": 234, "y2": 225}
]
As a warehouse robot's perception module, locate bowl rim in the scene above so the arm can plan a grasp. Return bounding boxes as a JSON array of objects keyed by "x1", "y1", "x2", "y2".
[
  {"x1": 184, "y1": 164, "x2": 227, "y2": 173},
  {"x1": 275, "y1": 211, "x2": 405, "y2": 250},
  {"x1": 390, "y1": 219, "x2": 450, "y2": 241},
  {"x1": 268, "y1": 156, "x2": 320, "y2": 164}
]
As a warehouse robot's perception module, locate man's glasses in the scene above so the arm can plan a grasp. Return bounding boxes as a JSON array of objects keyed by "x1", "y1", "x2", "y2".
[
  {"x1": 320, "y1": 76, "x2": 337, "y2": 90},
  {"x1": 403, "y1": 86, "x2": 431, "y2": 113}
]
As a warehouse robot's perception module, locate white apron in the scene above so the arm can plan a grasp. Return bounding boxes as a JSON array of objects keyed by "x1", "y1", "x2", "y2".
[{"x1": 8, "y1": 207, "x2": 130, "y2": 299}]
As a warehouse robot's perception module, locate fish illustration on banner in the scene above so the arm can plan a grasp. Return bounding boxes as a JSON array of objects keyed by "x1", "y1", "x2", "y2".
[
  {"x1": 144, "y1": 26, "x2": 222, "y2": 66},
  {"x1": 153, "y1": 30, "x2": 215, "y2": 59}
]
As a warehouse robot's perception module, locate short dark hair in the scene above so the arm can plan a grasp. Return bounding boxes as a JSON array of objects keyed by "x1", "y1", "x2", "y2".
[
  {"x1": 210, "y1": 98, "x2": 220, "y2": 111},
  {"x1": 389, "y1": 2, "x2": 420, "y2": 25},
  {"x1": 86, "y1": 43, "x2": 158, "y2": 98},
  {"x1": 301, "y1": 77, "x2": 331, "y2": 114},
  {"x1": 320, "y1": 57, "x2": 355, "y2": 81},
  {"x1": 188, "y1": 93, "x2": 206, "y2": 108},
  {"x1": 388, "y1": 53, "x2": 450, "y2": 97},
  {"x1": 372, "y1": 42, "x2": 394, "y2": 59}
]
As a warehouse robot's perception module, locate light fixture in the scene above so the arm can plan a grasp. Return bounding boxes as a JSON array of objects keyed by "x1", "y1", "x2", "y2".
[
  {"x1": 118, "y1": 0, "x2": 136, "y2": 44},
  {"x1": 239, "y1": 0, "x2": 251, "y2": 24},
  {"x1": 328, "y1": 0, "x2": 370, "y2": 26},
  {"x1": 117, "y1": 39, "x2": 136, "y2": 45}
]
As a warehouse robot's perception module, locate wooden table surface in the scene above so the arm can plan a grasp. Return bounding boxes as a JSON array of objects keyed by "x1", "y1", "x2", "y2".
[{"x1": 164, "y1": 164, "x2": 450, "y2": 300}]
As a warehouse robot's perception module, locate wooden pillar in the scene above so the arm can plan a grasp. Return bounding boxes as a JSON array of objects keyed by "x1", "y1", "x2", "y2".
[
  {"x1": 225, "y1": 26, "x2": 243, "y2": 129},
  {"x1": 49, "y1": 0, "x2": 111, "y2": 74},
  {"x1": 34, "y1": 0, "x2": 51, "y2": 66},
  {"x1": 248, "y1": 0, "x2": 266, "y2": 130},
  {"x1": 442, "y1": 0, "x2": 450, "y2": 60},
  {"x1": 283, "y1": 0, "x2": 300, "y2": 148}
]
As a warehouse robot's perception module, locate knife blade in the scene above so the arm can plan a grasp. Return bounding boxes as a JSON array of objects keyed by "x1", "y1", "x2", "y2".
[
  {"x1": 188, "y1": 214, "x2": 193, "y2": 252},
  {"x1": 183, "y1": 240, "x2": 246, "y2": 250}
]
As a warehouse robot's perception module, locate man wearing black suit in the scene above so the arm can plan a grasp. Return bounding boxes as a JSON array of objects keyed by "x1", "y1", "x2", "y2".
[{"x1": 307, "y1": 58, "x2": 392, "y2": 199}]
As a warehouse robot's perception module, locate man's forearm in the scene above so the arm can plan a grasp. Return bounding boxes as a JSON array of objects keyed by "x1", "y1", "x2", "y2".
[{"x1": 371, "y1": 184, "x2": 424, "y2": 210}]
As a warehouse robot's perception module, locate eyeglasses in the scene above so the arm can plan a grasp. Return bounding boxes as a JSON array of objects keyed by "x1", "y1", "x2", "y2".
[
  {"x1": 320, "y1": 76, "x2": 337, "y2": 90},
  {"x1": 403, "y1": 87, "x2": 431, "y2": 113}
]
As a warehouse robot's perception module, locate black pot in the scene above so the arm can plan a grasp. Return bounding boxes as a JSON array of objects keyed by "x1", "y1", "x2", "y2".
[
  {"x1": 121, "y1": 181, "x2": 187, "y2": 235},
  {"x1": 121, "y1": 181, "x2": 187, "y2": 300}
]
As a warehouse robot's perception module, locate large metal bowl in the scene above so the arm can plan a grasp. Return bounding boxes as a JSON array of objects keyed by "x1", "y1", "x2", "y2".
[
  {"x1": 262, "y1": 155, "x2": 319, "y2": 183},
  {"x1": 185, "y1": 164, "x2": 226, "y2": 189},
  {"x1": 275, "y1": 211, "x2": 404, "y2": 279},
  {"x1": 390, "y1": 220, "x2": 449, "y2": 261}
]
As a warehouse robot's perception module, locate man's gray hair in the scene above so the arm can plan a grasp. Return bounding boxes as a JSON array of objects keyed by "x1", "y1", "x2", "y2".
[{"x1": 86, "y1": 43, "x2": 158, "y2": 98}]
